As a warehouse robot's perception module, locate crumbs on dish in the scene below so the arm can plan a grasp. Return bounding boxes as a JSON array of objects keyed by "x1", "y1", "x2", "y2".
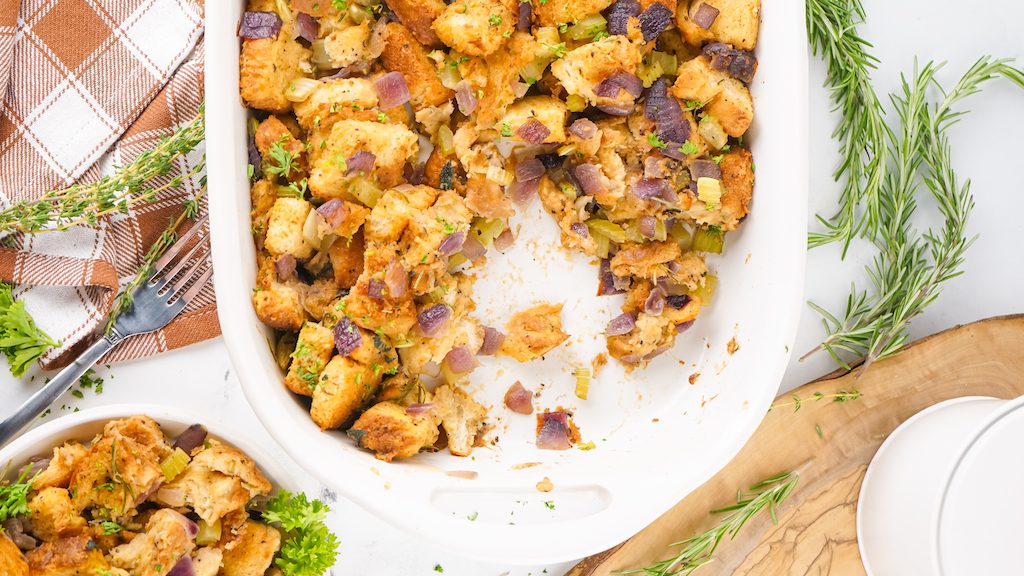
[{"x1": 240, "y1": 0, "x2": 758, "y2": 461}]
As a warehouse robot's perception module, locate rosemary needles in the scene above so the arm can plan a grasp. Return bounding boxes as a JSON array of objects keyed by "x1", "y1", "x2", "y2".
[{"x1": 620, "y1": 471, "x2": 799, "y2": 576}]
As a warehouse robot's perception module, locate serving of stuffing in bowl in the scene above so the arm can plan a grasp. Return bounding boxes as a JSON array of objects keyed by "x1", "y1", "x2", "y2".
[
  {"x1": 0, "y1": 414, "x2": 338, "y2": 576},
  {"x1": 239, "y1": 0, "x2": 758, "y2": 462}
]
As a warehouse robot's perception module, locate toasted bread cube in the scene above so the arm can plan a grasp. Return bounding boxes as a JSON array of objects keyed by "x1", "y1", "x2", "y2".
[
  {"x1": 0, "y1": 533, "x2": 28, "y2": 576},
  {"x1": 109, "y1": 509, "x2": 196, "y2": 576},
  {"x1": 498, "y1": 95, "x2": 569, "y2": 144},
  {"x1": 27, "y1": 488, "x2": 86, "y2": 542},
  {"x1": 671, "y1": 55, "x2": 723, "y2": 105},
  {"x1": 351, "y1": 401, "x2": 440, "y2": 461},
  {"x1": 532, "y1": 0, "x2": 615, "y2": 26},
  {"x1": 308, "y1": 119, "x2": 420, "y2": 197},
  {"x1": 293, "y1": 78, "x2": 379, "y2": 132},
  {"x1": 610, "y1": 240, "x2": 682, "y2": 279},
  {"x1": 311, "y1": 356, "x2": 379, "y2": 429},
  {"x1": 465, "y1": 174, "x2": 514, "y2": 219},
  {"x1": 163, "y1": 443, "x2": 272, "y2": 524},
  {"x1": 192, "y1": 547, "x2": 223, "y2": 576},
  {"x1": 29, "y1": 442, "x2": 87, "y2": 491},
  {"x1": 328, "y1": 232, "x2": 366, "y2": 288},
  {"x1": 341, "y1": 277, "x2": 419, "y2": 339},
  {"x1": 250, "y1": 179, "x2": 278, "y2": 248},
  {"x1": 253, "y1": 255, "x2": 306, "y2": 331},
  {"x1": 103, "y1": 416, "x2": 172, "y2": 462},
  {"x1": 475, "y1": 32, "x2": 540, "y2": 127},
  {"x1": 264, "y1": 197, "x2": 314, "y2": 259},
  {"x1": 550, "y1": 35, "x2": 643, "y2": 107},
  {"x1": 239, "y1": 25, "x2": 311, "y2": 113},
  {"x1": 704, "y1": 76, "x2": 753, "y2": 137},
  {"x1": 285, "y1": 322, "x2": 336, "y2": 396},
  {"x1": 433, "y1": 384, "x2": 487, "y2": 456},
  {"x1": 387, "y1": 0, "x2": 446, "y2": 46},
  {"x1": 607, "y1": 312, "x2": 676, "y2": 363},
  {"x1": 69, "y1": 435, "x2": 162, "y2": 519},
  {"x1": 255, "y1": 116, "x2": 305, "y2": 180},
  {"x1": 220, "y1": 520, "x2": 280, "y2": 576},
  {"x1": 364, "y1": 185, "x2": 441, "y2": 244},
  {"x1": 291, "y1": 0, "x2": 343, "y2": 17},
  {"x1": 323, "y1": 20, "x2": 371, "y2": 68},
  {"x1": 500, "y1": 303, "x2": 570, "y2": 362},
  {"x1": 433, "y1": 0, "x2": 517, "y2": 57},
  {"x1": 677, "y1": 0, "x2": 760, "y2": 50},
  {"x1": 381, "y1": 23, "x2": 454, "y2": 111},
  {"x1": 26, "y1": 535, "x2": 111, "y2": 576},
  {"x1": 686, "y1": 146, "x2": 754, "y2": 230}
]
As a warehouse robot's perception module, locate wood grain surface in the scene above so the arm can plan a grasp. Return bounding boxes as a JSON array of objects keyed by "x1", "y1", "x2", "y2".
[{"x1": 570, "y1": 315, "x2": 1024, "y2": 576}]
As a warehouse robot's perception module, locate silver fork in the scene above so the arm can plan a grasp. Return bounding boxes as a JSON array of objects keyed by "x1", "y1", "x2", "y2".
[{"x1": 0, "y1": 217, "x2": 213, "y2": 446}]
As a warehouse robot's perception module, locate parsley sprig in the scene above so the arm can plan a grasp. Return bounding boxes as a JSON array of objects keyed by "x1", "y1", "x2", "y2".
[
  {"x1": 0, "y1": 463, "x2": 34, "y2": 524},
  {"x1": 262, "y1": 490, "x2": 340, "y2": 576},
  {"x1": 0, "y1": 282, "x2": 60, "y2": 377}
]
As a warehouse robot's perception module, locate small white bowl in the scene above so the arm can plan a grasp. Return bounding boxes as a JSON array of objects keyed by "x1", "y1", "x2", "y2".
[
  {"x1": 0, "y1": 404, "x2": 299, "y2": 493},
  {"x1": 858, "y1": 395, "x2": 1024, "y2": 576}
]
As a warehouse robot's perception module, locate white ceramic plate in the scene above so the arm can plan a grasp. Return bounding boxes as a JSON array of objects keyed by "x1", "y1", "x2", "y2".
[
  {"x1": 206, "y1": 2, "x2": 807, "y2": 564},
  {"x1": 0, "y1": 404, "x2": 298, "y2": 492}
]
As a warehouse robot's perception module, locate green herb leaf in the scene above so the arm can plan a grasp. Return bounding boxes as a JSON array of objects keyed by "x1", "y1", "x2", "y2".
[
  {"x1": 0, "y1": 283, "x2": 60, "y2": 377},
  {"x1": 262, "y1": 490, "x2": 340, "y2": 576}
]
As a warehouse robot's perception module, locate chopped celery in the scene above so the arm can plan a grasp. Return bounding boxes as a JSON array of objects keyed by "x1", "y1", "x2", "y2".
[
  {"x1": 471, "y1": 218, "x2": 505, "y2": 246},
  {"x1": 447, "y1": 253, "x2": 468, "y2": 272},
  {"x1": 594, "y1": 232, "x2": 611, "y2": 259},
  {"x1": 520, "y1": 58, "x2": 551, "y2": 84},
  {"x1": 697, "y1": 177, "x2": 722, "y2": 208},
  {"x1": 437, "y1": 125, "x2": 455, "y2": 155},
  {"x1": 574, "y1": 368, "x2": 591, "y2": 400},
  {"x1": 160, "y1": 448, "x2": 190, "y2": 482},
  {"x1": 698, "y1": 115, "x2": 728, "y2": 150},
  {"x1": 566, "y1": 94, "x2": 587, "y2": 112},
  {"x1": 349, "y1": 177, "x2": 383, "y2": 207},
  {"x1": 654, "y1": 218, "x2": 668, "y2": 241},
  {"x1": 623, "y1": 222, "x2": 644, "y2": 243},
  {"x1": 557, "y1": 144, "x2": 577, "y2": 156},
  {"x1": 650, "y1": 51, "x2": 678, "y2": 77},
  {"x1": 285, "y1": 78, "x2": 320, "y2": 103},
  {"x1": 692, "y1": 226, "x2": 724, "y2": 254},
  {"x1": 438, "y1": 64, "x2": 462, "y2": 91},
  {"x1": 535, "y1": 26, "x2": 561, "y2": 46},
  {"x1": 196, "y1": 519, "x2": 222, "y2": 546},
  {"x1": 564, "y1": 14, "x2": 607, "y2": 40},
  {"x1": 670, "y1": 222, "x2": 693, "y2": 251},
  {"x1": 586, "y1": 219, "x2": 627, "y2": 243},
  {"x1": 690, "y1": 274, "x2": 718, "y2": 305},
  {"x1": 638, "y1": 60, "x2": 664, "y2": 88}
]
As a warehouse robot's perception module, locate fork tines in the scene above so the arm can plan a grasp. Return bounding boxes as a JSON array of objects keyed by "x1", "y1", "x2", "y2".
[{"x1": 149, "y1": 215, "x2": 213, "y2": 304}]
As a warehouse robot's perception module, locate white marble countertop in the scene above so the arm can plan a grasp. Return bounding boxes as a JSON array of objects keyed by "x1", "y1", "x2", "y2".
[{"x1": 5, "y1": 2, "x2": 1023, "y2": 574}]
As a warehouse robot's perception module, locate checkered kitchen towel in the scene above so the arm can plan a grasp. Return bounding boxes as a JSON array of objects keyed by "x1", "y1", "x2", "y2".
[{"x1": 0, "y1": 0, "x2": 214, "y2": 371}]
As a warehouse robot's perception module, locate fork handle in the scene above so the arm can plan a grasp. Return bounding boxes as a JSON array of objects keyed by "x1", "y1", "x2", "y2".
[{"x1": 0, "y1": 332, "x2": 122, "y2": 447}]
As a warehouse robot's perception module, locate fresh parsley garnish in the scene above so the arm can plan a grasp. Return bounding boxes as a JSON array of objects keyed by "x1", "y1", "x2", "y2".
[
  {"x1": 0, "y1": 463, "x2": 33, "y2": 524},
  {"x1": 678, "y1": 140, "x2": 699, "y2": 155},
  {"x1": 647, "y1": 133, "x2": 667, "y2": 149},
  {"x1": 262, "y1": 491, "x2": 340, "y2": 576},
  {"x1": 0, "y1": 282, "x2": 60, "y2": 377},
  {"x1": 265, "y1": 138, "x2": 298, "y2": 179}
]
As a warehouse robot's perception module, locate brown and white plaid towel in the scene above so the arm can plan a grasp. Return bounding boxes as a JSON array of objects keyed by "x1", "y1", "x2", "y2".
[{"x1": 0, "y1": 0, "x2": 214, "y2": 371}]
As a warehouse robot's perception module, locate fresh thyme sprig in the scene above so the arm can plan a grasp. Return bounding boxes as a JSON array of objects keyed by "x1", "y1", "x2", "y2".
[
  {"x1": 769, "y1": 389, "x2": 861, "y2": 412},
  {"x1": 806, "y1": 0, "x2": 890, "y2": 252},
  {"x1": 619, "y1": 471, "x2": 799, "y2": 576},
  {"x1": 0, "y1": 105, "x2": 205, "y2": 235},
  {"x1": 806, "y1": 57, "x2": 1024, "y2": 370}
]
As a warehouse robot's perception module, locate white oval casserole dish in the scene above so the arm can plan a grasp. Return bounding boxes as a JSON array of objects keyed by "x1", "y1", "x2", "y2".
[{"x1": 206, "y1": 1, "x2": 808, "y2": 564}]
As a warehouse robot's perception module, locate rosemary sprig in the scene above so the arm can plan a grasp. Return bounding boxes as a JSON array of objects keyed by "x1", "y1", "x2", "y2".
[
  {"x1": 806, "y1": 0, "x2": 890, "y2": 252},
  {"x1": 769, "y1": 389, "x2": 861, "y2": 412},
  {"x1": 0, "y1": 105, "x2": 205, "y2": 234},
  {"x1": 620, "y1": 471, "x2": 799, "y2": 576},
  {"x1": 807, "y1": 57, "x2": 1024, "y2": 370}
]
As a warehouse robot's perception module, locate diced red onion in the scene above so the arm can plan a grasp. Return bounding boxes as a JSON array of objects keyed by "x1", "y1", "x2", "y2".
[
  {"x1": 19, "y1": 457, "x2": 50, "y2": 481},
  {"x1": 536, "y1": 411, "x2": 573, "y2": 450},
  {"x1": 510, "y1": 178, "x2": 540, "y2": 206},
  {"x1": 693, "y1": 3, "x2": 720, "y2": 29},
  {"x1": 295, "y1": 12, "x2": 319, "y2": 42},
  {"x1": 404, "y1": 162, "x2": 425, "y2": 185},
  {"x1": 598, "y1": 259, "x2": 626, "y2": 295},
  {"x1": 3, "y1": 518, "x2": 37, "y2": 551},
  {"x1": 516, "y1": 157, "x2": 546, "y2": 181},
  {"x1": 504, "y1": 381, "x2": 533, "y2": 414},
  {"x1": 595, "y1": 71, "x2": 643, "y2": 99},
  {"x1": 638, "y1": 215, "x2": 658, "y2": 239},
  {"x1": 667, "y1": 260, "x2": 682, "y2": 274},
  {"x1": 689, "y1": 159, "x2": 722, "y2": 181},
  {"x1": 639, "y1": 3, "x2": 673, "y2": 41},
  {"x1": 517, "y1": 1, "x2": 532, "y2": 31},
  {"x1": 516, "y1": 119, "x2": 551, "y2": 144},
  {"x1": 606, "y1": 313, "x2": 637, "y2": 336},
  {"x1": 573, "y1": 163, "x2": 607, "y2": 196},
  {"x1": 620, "y1": 353, "x2": 643, "y2": 364},
  {"x1": 417, "y1": 304, "x2": 451, "y2": 337},
  {"x1": 406, "y1": 403, "x2": 435, "y2": 415},
  {"x1": 704, "y1": 43, "x2": 758, "y2": 84},
  {"x1": 346, "y1": 151, "x2": 376, "y2": 176},
  {"x1": 676, "y1": 319, "x2": 695, "y2": 333},
  {"x1": 455, "y1": 81, "x2": 478, "y2": 115},
  {"x1": 247, "y1": 137, "x2": 263, "y2": 179},
  {"x1": 445, "y1": 345, "x2": 477, "y2": 373},
  {"x1": 661, "y1": 146, "x2": 687, "y2": 161},
  {"x1": 334, "y1": 316, "x2": 363, "y2": 356},
  {"x1": 644, "y1": 286, "x2": 666, "y2": 315},
  {"x1": 385, "y1": 260, "x2": 408, "y2": 298},
  {"x1": 239, "y1": 11, "x2": 282, "y2": 39},
  {"x1": 438, "y1": 231, "x2": 467, "y2": 256},
  {"x1": 537, "y1": 153, "x2": 564, "y2": 169},
  {"x1": 666, "y1": 294, "x2": 692, "y2": 309},
  {"x1": 367, "y1": 17, "x2": 388, "y2": 60},
  {"x1": 167, "y1": 555, "x2": 195, "y2": 576},
  {"x1": 317, "y1": 199, "x2": 348, "y2": 228},
  {"x1": 645, "y1": 78, "x2": 689, "y2": 144},
  {"x1": 478, "y1": 326, "x2": 506, "y2": 355},
  {"x1": 604, "y1": 0, "x2": 641, "y2": 36},
  {"x1": 322, "y1": 60, "x2": 372, "y2": 80},
  {"x1": 660, "y1": 185, "x2": 679, "y2": 203},
  {"x1": 275, "y1": 254, "x2": 297, "y2": 282},
  {"x1": 374, "y1": 71, "x2": 411, "y2": 109},
  {"x1": 156, "y1": 487, "x2": 186, "y2": 507},
  {"x1": 570, "y1": 222, "x2": 590, "y2": 237},
  {"x1": 493, "y1": 228, "x2": 514, "y2": 251},
  {"x1": 568, "y1": 118, "x2": 598, "y2": 140},
  {"x1": 461, "y1": 233, "x2": 487, "y2": 260},
  {"x1": 644, "y1": 156, "x2": 666, "y2": 179},
  {"x1": 597, "y1": 103, "x2": 635, "y2": 116},
  {"x1": 367, "y1": 278, "x2": 385, "y2": 299},
  {"x1": 172, "y1": 424, "x2": 207, "y2": 454},
  {"x1": 513, "y1": 81, "x2": 530, "y2": 99},
  {"x1": 613, "y1": 274, "x2": 632, "y2": 292},
  {"x1": 633, "y1": 178, "x2": 670, "y2": 200}
]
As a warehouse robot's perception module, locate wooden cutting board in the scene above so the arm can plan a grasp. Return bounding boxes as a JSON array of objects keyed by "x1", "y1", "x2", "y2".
[{"x1": 570, "y1": 315, "x2": 1024, "y2": 576}]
